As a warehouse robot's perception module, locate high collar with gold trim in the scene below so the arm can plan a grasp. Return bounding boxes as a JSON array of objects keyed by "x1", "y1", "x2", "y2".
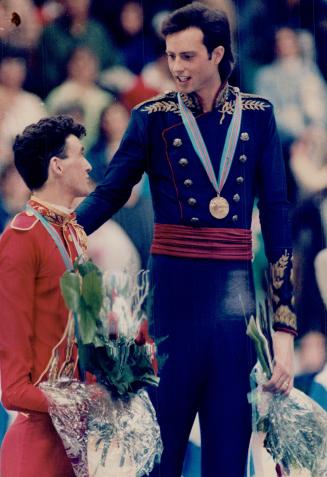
[
  {"x1": 28, "y1": 196, "x2": 88, "y2": 254},
  {"x1": 29, "y1": 196, "x2": 77, "y2": 227},
  {"x1": 179, "y1": 81, "x2": 232, "y2": 114}
]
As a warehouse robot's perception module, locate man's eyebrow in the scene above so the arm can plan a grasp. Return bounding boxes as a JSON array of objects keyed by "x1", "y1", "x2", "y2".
[{"x1": 166, "y1": 50, "x2": 196, "y2": 55}]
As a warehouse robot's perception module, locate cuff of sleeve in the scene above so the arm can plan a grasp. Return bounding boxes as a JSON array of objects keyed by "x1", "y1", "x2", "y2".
[
  {"x1": 273, "y1": 325, "x2": 297, "y2": 337},
  {"x1": 273, "y1": 304, "x2": 297, "y2": 336}
]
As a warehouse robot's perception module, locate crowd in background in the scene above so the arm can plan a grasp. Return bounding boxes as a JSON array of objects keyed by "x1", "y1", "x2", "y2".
[{"x1": 0, "y1": 0, "x2": 327, "y2": 472}]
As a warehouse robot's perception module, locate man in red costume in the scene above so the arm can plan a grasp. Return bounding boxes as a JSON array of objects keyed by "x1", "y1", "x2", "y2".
[{"x1": 0, "y1": 115, "x2": 92, "y2": 476}]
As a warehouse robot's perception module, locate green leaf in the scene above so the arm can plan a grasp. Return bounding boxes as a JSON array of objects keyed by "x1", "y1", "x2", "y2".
[
  {"x1": 246, "y1": 316, "x2": 272, "y2": 378},
  {"x1": 79, "y1": 306, "x2": 97, "y2": 344},
  {"x1": 60, "y1": 271, "x2": 81, "y2": 313},
  {"x1": 82, "y1": 270, "x2": 103, "y2": 315},
  {"x1": 76, "y1": 260, "x2": 102, "y2": 277}
]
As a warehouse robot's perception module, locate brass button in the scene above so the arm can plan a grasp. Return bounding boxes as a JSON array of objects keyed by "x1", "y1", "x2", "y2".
[
  {"x1": 239, "y1": 154, "x2": 247, "y2": 163},
  {"x1": 179, "y1": 158, "x2": 188, "y2": 167},
  {"x1": 26, "y1": 210, "x2": 33, "y2": 216},
  {"x1": 190, "y1": 217, "x2": 199, "y2": 224},
  {"x1": 68, "y1": 234, "x2": 73, "y2": 242},
  {"x1": 240, "y1": 132, "x2": 249, "y2": 141},
  {"x1": 232, "y1": 214, "x2": 239, "y2": 222},
  {"x1": 173, "y1": 138, "x2": 182, "y2": 147},
  {"x1": 233, "y1": 194, "x2": 240, "y2": 202},
  {"x1": 184, "y1": 179, "x2": 193, "y2": 187},
  {"x1": 188, "y1": 197, "x2": 197, "y2": 206},
  {"x1": 236, "y1": 176, "x2": 244, "y2": 184}
]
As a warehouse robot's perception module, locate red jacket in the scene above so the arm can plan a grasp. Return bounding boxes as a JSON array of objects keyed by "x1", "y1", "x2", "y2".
[{"x1": 0, "y1": 198, "x2": 87, "y2": 476}]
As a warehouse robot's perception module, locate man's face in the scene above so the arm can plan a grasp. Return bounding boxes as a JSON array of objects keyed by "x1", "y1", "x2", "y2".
[
  {"x1": 59, "y1": 134, "x2": 92, "y2": 199},
  {"x1": 165, "y1": 27, "x2": 221, "y2": 95}
]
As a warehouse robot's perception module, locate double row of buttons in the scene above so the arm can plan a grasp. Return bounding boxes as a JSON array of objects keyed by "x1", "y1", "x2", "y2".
[{"x1": 176, "y1": 150, "x2": 247, "y2": 224}]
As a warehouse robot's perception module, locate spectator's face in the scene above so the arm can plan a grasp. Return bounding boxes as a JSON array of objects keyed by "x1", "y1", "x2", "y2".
[
  {"x1": 275, "y1": 28, "x2": 300, "y2": 59},
  {"x1": 102, "y1": 103, "x2": 129, "y2": 141},
  {"x1": 121, "y1": 2, "x2": 143, "y2": 36},
  {"x1": 166, "y1": 27, "x2": 223, "y2": 96},
  {"x1": 68, "y1": 48, "x2": 98, "y2": 83},
  {"x1": 57, "y1": 134, "x2": 92, "y2": 199},
  {"x1": 0, "y1": 58, "x2": 26, "y2": 89}
]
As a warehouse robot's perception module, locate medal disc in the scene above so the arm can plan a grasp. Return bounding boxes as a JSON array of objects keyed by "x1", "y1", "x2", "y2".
[{"x1": 209, "y1": 196, "x2": 229, "y2": 219}]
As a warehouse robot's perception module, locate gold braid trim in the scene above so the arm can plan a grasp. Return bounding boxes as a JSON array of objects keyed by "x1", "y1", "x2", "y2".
[
  {"x1": 219, "y1": 99, "x2": 271, "y2": 124},
  {"x1": 74, "y1": 223, "x2": 88, "y2": 254},
  {"x1": 274, "y1": 305, "x2": 297, "y2": 330},
  {"x1": 140, "y1": 92, "x2": 199, "y2": 115},
  {"x1": 135, "y1": 92, "x2": 175, "y2": 109},
  {"x1": 270, "y1": 252, "x2": 290, "y2": 290},
  {"x1": 141, "y1": 100, "x2": 181, "y2": 115}
]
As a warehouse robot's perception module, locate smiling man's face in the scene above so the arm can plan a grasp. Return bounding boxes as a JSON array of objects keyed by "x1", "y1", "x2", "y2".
[{"x1": 166, "y1": 26, "x2": 222, "y2": 97}]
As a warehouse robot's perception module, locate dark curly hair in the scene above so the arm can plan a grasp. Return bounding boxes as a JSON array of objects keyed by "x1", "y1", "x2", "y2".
[
  {"x1": 13, "y1": 115, "x2": 86, "y2": 191},
  {"x1": 161, "y1": 2, "x2": 234, "y2": 82}
]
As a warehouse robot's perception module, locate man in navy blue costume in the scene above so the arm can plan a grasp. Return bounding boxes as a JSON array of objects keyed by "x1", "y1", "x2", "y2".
[{"x1": 77, "y1": 3, "x2": 297, "y2": 475}]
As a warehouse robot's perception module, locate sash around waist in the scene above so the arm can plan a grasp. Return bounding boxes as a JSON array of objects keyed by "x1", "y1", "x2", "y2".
[{"x1": 150, "y1": 223, "x2": 252, "y2": 260}]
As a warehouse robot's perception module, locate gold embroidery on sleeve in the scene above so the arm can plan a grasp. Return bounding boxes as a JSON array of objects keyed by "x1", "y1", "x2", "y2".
[
  {"x1": 274, "y1": 305, "x2": 297, "y2": 330},
  {"x1": 271, "y1": 252, "x2": 290, "y2": 290}
]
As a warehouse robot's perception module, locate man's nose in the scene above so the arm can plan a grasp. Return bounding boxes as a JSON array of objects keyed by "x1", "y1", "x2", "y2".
[
  {"x1": 172, "y1": 57, "x2": 184, "y2": 73},
  {"x1": 84, "y1": 157, "x2": 92, "y2": 172}
]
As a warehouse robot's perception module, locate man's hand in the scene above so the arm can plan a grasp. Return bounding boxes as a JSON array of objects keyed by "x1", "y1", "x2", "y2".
[{"x1": 262, "y1": 331, "x2": 295, "y2": 395}]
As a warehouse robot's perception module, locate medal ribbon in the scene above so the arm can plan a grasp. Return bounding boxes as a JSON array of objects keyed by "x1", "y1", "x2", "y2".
[
  {"x1": 177, "y1": 88, "x2": 242, "y2": 196},
  {"x1": 26, "y1": 204, "x2": 84, "y2": 350}
]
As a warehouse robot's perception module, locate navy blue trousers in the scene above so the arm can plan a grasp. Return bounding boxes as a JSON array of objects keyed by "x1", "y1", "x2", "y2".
[{"x1": 149, "y1": 255, "x2": 256, "y2": 477}]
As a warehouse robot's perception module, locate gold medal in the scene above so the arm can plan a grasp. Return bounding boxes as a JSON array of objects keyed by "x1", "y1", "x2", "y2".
[{"x1": 209, "y1": 195, "x2": 229, "y2": 219}]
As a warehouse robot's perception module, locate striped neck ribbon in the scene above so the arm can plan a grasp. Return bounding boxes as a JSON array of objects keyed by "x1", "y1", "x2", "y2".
[
  {"x1": 26, "y1": 204, "x2": 83, "y2": 347},
  {"x1": 177, "y1": 88, "x2": 243, "y2": 197}
]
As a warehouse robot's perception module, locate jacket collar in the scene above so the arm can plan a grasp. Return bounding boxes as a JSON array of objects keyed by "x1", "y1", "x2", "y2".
[{"x1": 179, "y1": 81, "x2": 230, "y2": 114}]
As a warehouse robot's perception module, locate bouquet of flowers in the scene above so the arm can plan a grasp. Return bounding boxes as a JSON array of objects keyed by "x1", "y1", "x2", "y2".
[
  {"x1": 246, "y1": 304, "x2": 327, "y2": 477},
  {"x1": 40, "y1": 260, "x2": 163, "y2": 477}
]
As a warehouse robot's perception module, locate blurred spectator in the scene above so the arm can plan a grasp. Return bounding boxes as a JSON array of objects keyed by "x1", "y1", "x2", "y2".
[
  {"x1": 87, "y1": 100, "x2": 154, "y2": 270},
  {"x1": 115, "y1": 1, "x2": 157, "y2": 75},
  {"x1": 0, "y1": 0, "x2": 41, "y2": 51},
  {"x1": 294, "y1": 331, "x2": 327, "y2": 407},
  {"x1": 0, "y1": 52, "x2": 46, "y2": 169},
  {"x1": 36, "y1": 0, "x2": 121, "y2": 96},
  {"x1": 87, "y1": 101, "x2": 130, "y2": 183},
  {"x1": 46, "y1": 46, "x2": 112, "y2": 150},
  {"x1": 292, "y1": 187, "x2": 327, "y2": 336},
  {"x1": 255, "y1": 27, "x2": 327, "y2": 147},
  {"x1": 255, "y1": 26, "x2": 327, "y2": 201},
  {"x1": 270, "y1": 0, "x2": 327, "y2": 82},
  {"x1": 0, "y1": 162, "x2": 30, "y2": 233},
  {"x1": 290, "y1": 126, "x2": 327, "y2": 199}
]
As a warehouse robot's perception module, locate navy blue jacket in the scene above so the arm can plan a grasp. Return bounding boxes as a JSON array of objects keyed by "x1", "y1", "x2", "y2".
[{"x1": 77, "y1": 83, "x2": 297, "y2": 334}]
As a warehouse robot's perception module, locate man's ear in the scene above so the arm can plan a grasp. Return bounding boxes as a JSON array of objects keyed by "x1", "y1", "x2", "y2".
[
  {"x1": 49, "y1": 156, "x2": 63, "y2": 176},
  {"x1": 212, "y1": 45, "x2": 225, "y2": 65}
]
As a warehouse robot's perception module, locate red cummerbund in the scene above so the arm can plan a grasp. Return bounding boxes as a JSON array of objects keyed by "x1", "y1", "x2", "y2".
[{"x1": 151, "y1": 223, "x2": 252, "y2": 260}]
